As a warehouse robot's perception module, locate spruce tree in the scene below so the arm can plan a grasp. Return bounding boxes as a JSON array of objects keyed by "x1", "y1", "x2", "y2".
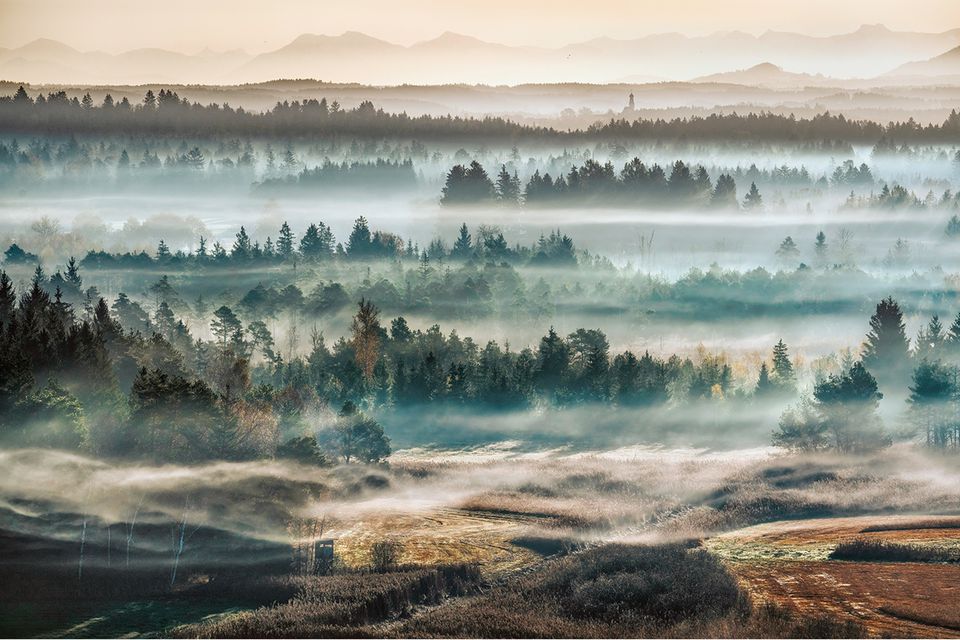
[
  {"x1": 440, "y1": 164, "x2": 469, "y2": 205},
  {"x1": 743, "y1": 182, "x2": 763, "y2": 210},
  {"x1": 915, "y1": 315, "x2": 946, "y2": 362},
  {"x1": 495, "y1": 165, "x2": 520, "y2": 205},
  {"x1": 346, "y1": 217, "x2": 372, "y2": 258},
  {"x1": 277, "y1": 221, "x2": 295, "y2": 259},
  {"x1": 814, "y1": 231, "x2": 827, "y2": 262},
  {"x1": 451, "y1": 222, "x2": 472, "y2": 259},
  {"x1": 771, "y1": 339, "x2": 795, "y2": 389},
  {"x1": 299, "y1": 224, "x2": 321, "y2": 260},
  {"x1": 776, "y1": 237, "x2": 799, "y2": 261},
  {"x1": 862, "y1": 297, "x2": 911, "y2": 392},
  {"x1": 65, "y1": 257, "x2": 82, "y2": 289},
  {"x1": 755, "y1": 362, "x2": 773, "y2": 396},
  {"x1": 232, "y1": 226, "x2": 252, "y2": 260},
  {"x1": 711, "y1": 174, "x2": 737, "y2": 208},
  {"x1": 536, "y1": 327, "x2": 570, "y2": 396},
  {"x1": 946, "y1": 312, "x2": 960, "y2": 357}
]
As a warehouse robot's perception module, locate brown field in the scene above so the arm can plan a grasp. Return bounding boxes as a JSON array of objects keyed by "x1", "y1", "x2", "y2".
[
  {"x1": 326, "y1": 507, "x2": 543, "y2": 576},
  {"x1": 708, "y1": 515, "x2": 960, "y2": 638}
]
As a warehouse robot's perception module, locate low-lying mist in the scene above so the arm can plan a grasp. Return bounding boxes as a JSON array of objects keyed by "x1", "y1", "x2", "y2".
[{"x1": 4, "y1": 441, "x2": 960, "y2": 568}]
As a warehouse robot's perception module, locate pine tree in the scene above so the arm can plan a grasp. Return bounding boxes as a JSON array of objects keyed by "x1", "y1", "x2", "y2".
[
  {"x1": 743, "y1": 182, "x2": 763, "y2": 210},
  {"x1": 154, "y1": 302, "x2": 176, "y2": 340},
  {"x1": 210, "y1": 306, "x2": 242, "y2": 346},
  {"x1": 862, "y1": 297, "x2": 911, "y2": 392},
  {"x1": 914, "y1": 315, "x2": 945, "y2": 362},
  {"x1": 351, "y1": 298, "x2": 381, "y2": 382},
  {"x1": 451, "y1": 222, "x2": 472, "y2": 259},
  {"x1": 13, "y1": 85, "x2": 31, "y2": 104},
  {"x1": 282, "y1": 143, "x2": 297, "y2": 170},
  {"x1": 495, "y1": 165, "x2": 520, "y2": 205},
  {"x1": 776, "y1": 237, "x2": 799, "y2": 261},
  {"x1": 693, "y1": 165, "x2": 712, "y2": 198},
  {"x1": 65, "y1": 257, "x2": 82, "y2": 289},
  {"x1": 814, "y1": 231, "x2": 827, "y2": 262},
  {"x1": 947, "y1": 312, "x2": 960, "y2": 356},
  {"x1": 277, "y1": 221, "x2": 295, "y2": 258},
  {"x1": 156, "y1": 239, "x2": 171, "y2": 261},
  {"x1": 440, "y1": 164, "x2": 469, "y2": 205},
  {"x1": 299, "y1": 224, "x2": 322, "y2": 260},
  {"x1": 771, "y1": 339, "x2": 795, "y2": 390},
  {"x1": 536, "y1": 327, "x2": 570, "y2": 396},
  {"x1": 755, "y1": 362, "x2": 774, "y2": 396},
  {"x1": 232, "y1": 226, "x2": 252, "y2": 260},
  {"x1": 346, "y1": 217, "x2": 372, "y2": 258},
  {"x1": 32, "y1": 264, "x2": 46, "y2": 286},
  {"x1": 813, "y1": 361, "x2": 887, "y2": 452}
]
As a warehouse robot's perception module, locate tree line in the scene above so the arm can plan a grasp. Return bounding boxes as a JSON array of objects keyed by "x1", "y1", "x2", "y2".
[
  {"x1": 441, "y1": 159, "x2": 760, "y2": 209},
  {"x1": 5, "y1": 223, "x2": 951, "y2": 333},
  {"x1": 5, "y1": 86, "x2": 960, "y2": 144},
  {"x1": 4, "y1": 250, "x2": 960, "y2": 464},
  {"x1": 6, "y1": 218, "x2": 578, "y2": 272}
]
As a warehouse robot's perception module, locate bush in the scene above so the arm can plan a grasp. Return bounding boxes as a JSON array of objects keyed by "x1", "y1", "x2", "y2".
[
  {"x1": 176, "y1": 564, "x2": 481, "y2": 638},
  {"x1": 275, "y1": 435, "x2": 331, "y2": 466},
  {"x1": 829, "y1": 538, "x2": 958, "y2": 563},
  {"x1": 370, "y1": 539, "x2": 403, "y2": 573},
  {"x1": 397, "y1": 542, "x2": 750, "y2": 638},
  {"x1": 547, "y1": 543, "x2": 745, "y2": 624}
]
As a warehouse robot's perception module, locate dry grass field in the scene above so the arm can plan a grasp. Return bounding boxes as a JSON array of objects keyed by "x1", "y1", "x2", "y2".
[
  {"x1": 324, "y1": 507, "x2": 543, "y2": 575},
  {"x1": 10, "y1": 449, "x2": 960, "y2": 637},
  {"x1": 709, "y1": 515, "x2": 960, "y2": 638}
]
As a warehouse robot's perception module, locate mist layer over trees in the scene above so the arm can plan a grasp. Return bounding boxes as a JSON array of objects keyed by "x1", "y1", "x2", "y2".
[{"x1": 5, "y1": 80, "x2": 960, "y2": 639}]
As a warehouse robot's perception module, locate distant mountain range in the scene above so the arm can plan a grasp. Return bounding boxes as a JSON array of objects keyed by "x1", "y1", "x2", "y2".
[
  {"x1": 886, "y1": 45, "x2": 960, "y2": 81},
  {"x1": 691, "y1": 63, "x2": 837, "y2": 88},
  {"x1": 1, "y1": 25, "x2": 959, "y2": 86}
]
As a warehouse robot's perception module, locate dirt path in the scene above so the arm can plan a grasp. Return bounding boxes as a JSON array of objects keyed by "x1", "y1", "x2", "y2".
[{"x1": 707, "y1": 515, "x2": 960, "y2": 638}]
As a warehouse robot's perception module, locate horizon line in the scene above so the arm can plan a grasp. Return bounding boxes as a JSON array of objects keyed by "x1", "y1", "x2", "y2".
[{"x1": 4, "y1": 22, "x2": 960, "y2": 57}]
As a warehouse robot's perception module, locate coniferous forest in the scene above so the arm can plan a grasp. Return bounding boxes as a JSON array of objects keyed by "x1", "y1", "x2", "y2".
[{"x1": 5, "y1": 5, "x2": 960, "y2": 638}]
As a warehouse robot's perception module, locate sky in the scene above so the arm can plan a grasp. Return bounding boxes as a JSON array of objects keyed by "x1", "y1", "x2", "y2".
[{"x1": 2, "y1": 0, "x2": 959, "y2": 53}]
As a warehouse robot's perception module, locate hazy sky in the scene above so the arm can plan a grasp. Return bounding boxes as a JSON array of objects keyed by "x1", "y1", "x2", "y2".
[{"x1": 2, "y1": 0, "x2": 959, "y2": 53}]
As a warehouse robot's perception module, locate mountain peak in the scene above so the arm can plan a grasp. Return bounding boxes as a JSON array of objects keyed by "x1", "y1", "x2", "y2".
[
  {"x1": 282, "y1": 31, "x2": 393, "y2": 51},
  {"x1": 19, "y1": 38, "x2": 80, "y2": 55},
  {"x1": 856, "y1": 24, "x2": 892, "y2": 34},
  {"x1": 417, "y1": 32, "x2": 489, "y2": 47},
  {"x1": 339, "y1": 31, "x2": 382, "y2": 42}
]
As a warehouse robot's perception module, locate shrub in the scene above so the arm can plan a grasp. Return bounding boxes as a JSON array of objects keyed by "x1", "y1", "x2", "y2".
[
  {"x1": 370, "y1": 539, "x2": 403, "y2": 573},
  {"x1": 547, "y1": 543, "x2": 745, "y2": 624},
  {"x1": 176, "y1": 564, "x2": 481, "y2": 638},
  {"x1": 829, "y1": 538, "x2": 959, "y2": 563}
]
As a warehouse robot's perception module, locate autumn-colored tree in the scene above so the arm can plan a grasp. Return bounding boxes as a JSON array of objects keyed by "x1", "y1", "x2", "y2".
[{"x1": 351, "y1": 298, "x2": 382, "y2": 382}]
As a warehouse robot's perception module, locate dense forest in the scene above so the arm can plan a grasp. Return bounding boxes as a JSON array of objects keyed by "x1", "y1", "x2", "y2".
[
  {"x1": 4, "y1": 214, "x2": 960, "y2": 470},
  {"x1": 5, "y1": 86, "x2": 960, "y2": 144},
  {"x1": 7, "y1": 217, "x2": 958, "y2": 333},
  {"x1": 441, "y1": 158, "x2": 751, "y2": 209}
]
